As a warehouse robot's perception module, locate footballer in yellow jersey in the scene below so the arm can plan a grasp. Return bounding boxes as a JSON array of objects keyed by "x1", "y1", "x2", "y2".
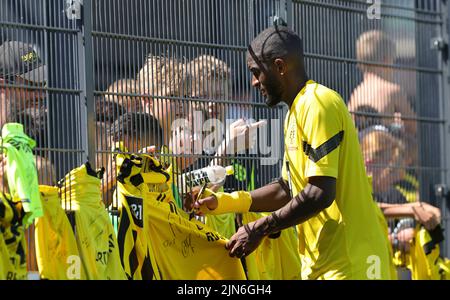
[
  {"x1": 193, "y1": 26, "x2": 392, "y2": 279},
  {"x1": 280, "y1": 80, "x2": 392, "y2": 279}
]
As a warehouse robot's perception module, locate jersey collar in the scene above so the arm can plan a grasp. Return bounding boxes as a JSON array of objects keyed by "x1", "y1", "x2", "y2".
[{"x1": 290, "y1": 79, "x2": 315, "y2": 111}]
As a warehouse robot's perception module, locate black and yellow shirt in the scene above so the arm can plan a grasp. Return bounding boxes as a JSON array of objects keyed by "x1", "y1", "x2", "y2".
[
  {"x1": 409, "y1": 225, "x2": 449, "y2": 280},
  {"x1": 0, "y1": 193, "x2": 27, "y2": 280},
  {"x1": 116, "y1": 152, "x2": 246, "y2": 280},
  {"x1": 282, "y1": 80, "x2": 392, "y2": 279}
]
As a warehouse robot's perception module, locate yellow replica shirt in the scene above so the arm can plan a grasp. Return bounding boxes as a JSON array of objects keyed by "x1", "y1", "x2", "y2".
[
  {"x1": 116, "y1": 179, "x2": 162, "y2": 280},
  {"x1": 242, "y1": 212, "x2": 301, "y2": 280},
  {"x1": 282, "y1": 80, "x2": 392, "y2": 279},
  {"x1": 144, "y1": 195, "x2": 246, "y2": 280},
  {"x1": 0, "y1": 225, "x2": 27, "y2": 280},
  {"x1": 0, "y1": 229, "x2": 10, "y2": 279},
  {"x1": 35, "y1": 186, "x2": 85, "y2": 280},
  {"x1": 407, "y1": 226, "x2": 449, "y2": 280},
  {"x1": 0, "y1": 193, "x2": 27, "y2": 280},
  {"x1": 59, "y1": 163, "x2": 127, "y2": 280},
  {"x1": 115, "y1": 151, "x2": 246, "y2": 280}
]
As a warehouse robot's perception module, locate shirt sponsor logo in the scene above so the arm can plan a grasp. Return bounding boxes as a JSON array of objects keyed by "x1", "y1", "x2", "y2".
[
  {"x1": 287, "y1": 120, "x2": 297, "y2": 151},
  {"x1": 21, "y1": 51, "x2": 38, "y2": 63}
]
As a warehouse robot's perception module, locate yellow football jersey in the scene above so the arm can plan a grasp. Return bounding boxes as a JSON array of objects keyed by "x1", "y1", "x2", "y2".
[
  {"x1": 0, "y1": 228, "x2": 11, "y2": 279},
  {"x1": 59, "y1": 163, "x2": 127, "y2": 280},
  {"x1": 282, "y1": 80, "x2": 392, "y2": 279},
  {"x1": 116, "y1": 179, "x2": 162, "y2": 280},
  {"x1": 35, "y1": 185, "x2": 85, "y2": 280},
  {"x1": 0, "y1": 224, "x2": 27, "y2": 280},
  {"x1": 0, "y1": 193, "x2": 27, "y2": 280},
  {"x1": 409, "y1": 226, "x2": 448, "y2": 280},
  {"x1": 242, "y1": 212, "x2": 301, "y2": 280},
  {"x1": 144, "y1": 194, "x2": 246, "y2": 280},
  {"x1": 115, "y1": 151, "x2": 246, "y2": 280}
]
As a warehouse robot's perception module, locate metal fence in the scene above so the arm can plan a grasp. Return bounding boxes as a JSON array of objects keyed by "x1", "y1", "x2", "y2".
[
  {"x1": 291, "y1": 0, "x2": 450, "y2": 257},
  {"x1": 1, "y1": 0, "x2": 449, "y2": 273}
]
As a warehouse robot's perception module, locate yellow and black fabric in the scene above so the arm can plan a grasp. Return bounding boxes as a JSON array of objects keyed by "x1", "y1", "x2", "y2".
[
  {"x1": 0, "y1": 193, "x2": 27, "y2": 280},
  {"x1": 116, "y1": 151, "x2": 173, "y2": 204},
  {"x1": 241, "y1": 212, "x2": 301, "y2": 280},
  {"x1": 59, "y1": 162, "x2": 127, "y2": 280},
  {"x1": 34, "y1": 185, "x2": 84, "y2": 280},
  {"x1": 144, "y1": 193, "x2": 246, "y2": 280},
  {"x1": 115, "y1": 151, "x2": 246, "y2": 280},
  {"x1": 390, "y1": 225, "x2": 450, "y2": 280},
  {"x1": 205, "y1": 213, "x2": 236, "y2": 240},
  {"x1": 394, "y1": 172, "x2": 419, "y2": 204},
  {"x1": 438, "y1": 258, "x2": 450, "y2": 280},
  {"x1": 0, "y1": 192, "x2": 18, "y2": 227},
  {"x1": 115, "y1": 156, "x2": 162, "y2": 280},
  {"x1": 114, "y1": 144, "x2": 170, "y2": 279},
  {"x1": 408, "y1": 225, "x2": 449, "y2": 280},
  {"x1": 0, "y1": 224, "x2": 27, "y2": 280},
  {"x1": 0, "y1": 226, "x2": 10, "y2": 278},
  {"x1": 375, "y1": 173, "x2": 449, "y2": 280}
]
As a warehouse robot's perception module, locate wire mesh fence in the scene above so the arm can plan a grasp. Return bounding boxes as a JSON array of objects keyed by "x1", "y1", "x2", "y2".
[{"x1": 292, "y1": 0, "x2": 449, "y2": 271}]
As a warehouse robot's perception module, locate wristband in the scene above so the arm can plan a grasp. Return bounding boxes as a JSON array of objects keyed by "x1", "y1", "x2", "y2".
[{"x1": 198, "y1": 189, "x2": 252, "y2": 215}]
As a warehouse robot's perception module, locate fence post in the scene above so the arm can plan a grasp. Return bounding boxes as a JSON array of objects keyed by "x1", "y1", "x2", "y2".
[
  {"x1": 81, "y1": 0, "x2": 97, "y2": 169},
  {"x1": 286, "y1": 0, "x2": 293, "y2": 28},
  {"x1": 440, "y1": 0, "x2": 450, "y2": 258}
]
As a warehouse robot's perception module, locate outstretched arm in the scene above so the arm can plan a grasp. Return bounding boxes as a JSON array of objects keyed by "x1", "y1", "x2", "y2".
[
  {"x1": 225, "y1": 176, "x2": 336, "y2": 258},
  {"x1": 378, "y1": 201, "x2": 441, "y2": 231},
  {"x1": 190, "y1": 177, "x2": 292, "y2": 215}
]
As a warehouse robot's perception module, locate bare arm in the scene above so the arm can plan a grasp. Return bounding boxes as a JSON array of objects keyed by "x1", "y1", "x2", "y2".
[
  {"x1": 192, "y1": 176, "x2": 335, "y2": 224},
  {"x1": 378, "y1": 202, "x2": 416, "y2": 219},
  {"x1": 190, "y1": 177, "x2": 292, "y2": 213},
  {"x1": 248, "y1": 176, "x2": 336, "y2": 233},
  {"x1": 247, "y1": 178, "x2": 292, "y2": 212},
  {"x1": 224, "y1": 176, "x2": 336, "y2": 257},
  {"x1": 102, "y1": 160, "x2": 116, "y2": 208},
  {"x1": 378, "y1": 201, "x2": 441, "y2": 231}
]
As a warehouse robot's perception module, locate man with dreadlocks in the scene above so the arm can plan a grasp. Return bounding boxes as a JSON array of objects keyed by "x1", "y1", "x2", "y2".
[{"x1": 192, "y1": 26, "x2": 393, "y2": 279}]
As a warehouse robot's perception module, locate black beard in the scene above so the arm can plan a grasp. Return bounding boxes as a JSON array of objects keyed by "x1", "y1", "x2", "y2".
[
  {"x1": 264, "y1": 84, "x2": 283, "y2": 107},
  {"x1": 265, "y1": 96, "x2": 282, "y2": 107}
]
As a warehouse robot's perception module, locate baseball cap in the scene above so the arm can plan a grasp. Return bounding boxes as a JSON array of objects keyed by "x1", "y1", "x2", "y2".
[{"x1": 0, "y1": 41, "x2": 47, "y2": 85}]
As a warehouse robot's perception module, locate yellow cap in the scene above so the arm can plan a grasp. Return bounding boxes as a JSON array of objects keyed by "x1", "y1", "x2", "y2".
[{"x1": 225, "y1": 165, "x2": 234, "y2": 176}]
